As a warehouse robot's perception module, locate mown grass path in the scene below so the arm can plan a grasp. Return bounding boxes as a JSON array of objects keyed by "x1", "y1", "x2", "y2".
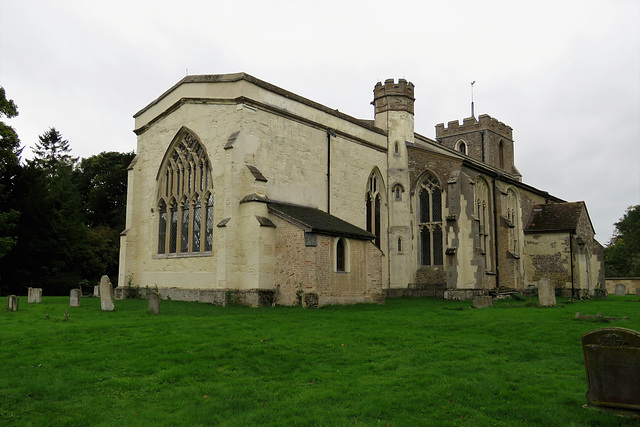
[{"x1": 1, "y1": 296, "x2": 638, "y2": 426}]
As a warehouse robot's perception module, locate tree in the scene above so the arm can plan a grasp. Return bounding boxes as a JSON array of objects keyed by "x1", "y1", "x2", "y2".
[
  {"x1": 0, "y1": 87, "x2": 22, "y2": 260},
  {"x1": 30, "y1": 127, "x2": 76, "y2": 175},
  {"x1": 604, "y1": 205, "x2": 640, "y2": 277}
]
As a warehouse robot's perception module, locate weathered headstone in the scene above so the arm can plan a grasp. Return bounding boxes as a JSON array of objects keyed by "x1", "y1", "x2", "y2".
[
  {"x1": 538, "y1": 277, "x2": 556, "y2": 307},
  {"x1": 472, "y1": 295, "x2": 493, "y2": 308},
  {"x1": 93, "y1": 285, "x2": 100, "y2": 297},
  {"x1": 7, "y1": 295, "x2": 19, "y2": 311},
  {"x1": 636, "y1": 288, "x2": 640, "y2": 297},
  {"x1": 147, "y1": 292, "x2": 161, "y2": 314},
  {"x1": 70, "y1": 288, "x2": 81, "y2": 307},
  {"x1": 582, "y1": 327, "x2": 640, "y2": 412},
  {"x1": 27, "y1": 287, "x2": 42, "y2": 303},
  {"x1": 99, "y1": 275, "x2": 115, "y2": 311},
  {"x1": 615, "y1": 283, "x2": 626, "y2": 296}
]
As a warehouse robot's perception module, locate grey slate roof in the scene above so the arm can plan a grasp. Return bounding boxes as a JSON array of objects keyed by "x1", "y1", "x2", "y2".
[
  {"x1": 525, "y1": 202, "x2": 586, "y2": 233},
  {"x1": 268, "y1": 202, "x2": 375, "y2": 240}
]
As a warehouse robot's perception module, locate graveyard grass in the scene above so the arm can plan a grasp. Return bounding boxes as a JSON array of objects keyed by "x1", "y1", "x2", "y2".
[{"x1": 2, "y1": 296, "x2": 639, "y2": 426}]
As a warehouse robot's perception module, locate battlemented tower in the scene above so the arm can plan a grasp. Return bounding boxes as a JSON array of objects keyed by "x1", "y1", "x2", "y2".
[{"x1": 435, "y1": 114, "x2": 521, "y2": 181}]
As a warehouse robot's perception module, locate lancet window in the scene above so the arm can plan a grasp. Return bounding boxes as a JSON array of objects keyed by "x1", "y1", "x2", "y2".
[
  {"x1": 475, "y1": 177, "x2": 491, "y2": 267},
  {"x1": 418, "y1": 172, "x2": 443, "y2": 266},
  {"x1": 157, "y1": 130, "x2": 213, "y2": 255},
  {"x1": 505, "y1": 188, "x2": 520, "y2": 255},
  {"x1": 366, "y1": 173, "x2": 382, "y2": 248}
]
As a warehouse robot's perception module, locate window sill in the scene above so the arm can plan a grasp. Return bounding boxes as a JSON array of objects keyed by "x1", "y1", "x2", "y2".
[{"x1": 154, "y1": 251, "x2": 213, "y2": 259}]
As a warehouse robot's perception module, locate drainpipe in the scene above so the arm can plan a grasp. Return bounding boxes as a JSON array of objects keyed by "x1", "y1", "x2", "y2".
[
  {"x1": 492, "y1": 174, "x2": 501, "y2": 288},
  {"x1": 569, "y1": 231, "x2": 575, "y2": 298},
  {"x1": 327, "y1": 129, "x2": 336, "y2": 214}
]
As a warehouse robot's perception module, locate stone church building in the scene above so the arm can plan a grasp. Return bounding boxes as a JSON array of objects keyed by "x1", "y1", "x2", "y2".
[{"x1": 118, "y1": 73, "x2": 604, "y2": 306}]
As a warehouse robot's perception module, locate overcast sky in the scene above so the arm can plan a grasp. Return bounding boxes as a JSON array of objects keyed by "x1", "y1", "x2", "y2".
[{"x1": 1, "y1": 0, "x2": 638, "y2": 243}]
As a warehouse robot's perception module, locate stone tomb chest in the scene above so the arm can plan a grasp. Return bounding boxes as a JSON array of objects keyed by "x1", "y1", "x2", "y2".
[{"x1": 581, "y1": 327, "x2": 640, "y2": 412}]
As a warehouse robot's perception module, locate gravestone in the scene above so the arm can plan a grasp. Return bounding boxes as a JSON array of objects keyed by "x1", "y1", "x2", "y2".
[
  {"x1": 99, "y1": 275, "x2": 115, "y2": 311},
  {"x1": 582, "y1": 327, "x2": 640, "y2": 412},
  {"x1": 147, "y1": 292, "x2": 161, "y2": 315},
  {"x1": 636, "y1": 288, "x2": 640, "y2": 297},
  {"x1": 7, "y1": 295, "x2": 19, "y2": 311},
  {"x1": 472, "y1": 295, "x2": 493, "y2": 308},
  {"x1": 93, "y1": 285, "x2": 100, "y2": 297},
  {"x1": 28, "y1": 287, "x2": 42, "y2": 303},
  {"x1": 614, "y1": 283, "x2": 626, "y2": 296},
  {"x1": 538, "y1": 278, "x2": 556, "y2": 307},
  {"x1": 70, "y1": 289, "x2": 81, "y2": 307}
]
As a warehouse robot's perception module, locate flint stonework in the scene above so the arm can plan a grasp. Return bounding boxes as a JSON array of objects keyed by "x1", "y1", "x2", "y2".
[
  {"x1": 70, "y1": 289, "x2": 81, "y2": 307},
  {"x1": 147, "y1": 292, "x2": 160, "y2": 314},
  {"x1": 614, "y1": 283, "x2": 626, "y2": 296},
  {"x1": 99, "y1": 275, "x2": 115, "y2": 311},
  {"x1": 538, "y1": 278, "x2": 556, "y2": 307},
  {"x1": 472, "y1": 295, "x2": 493, "y2": 308},
  {"x1": 582, "y1": 327, "x2": 640, "y2": 412},
  {"x1": 28, "y1": 287, "x2": 42, "y2": 303},
  {"x1": 7, "y1": 295, "x2": 19, "y2": 311}
]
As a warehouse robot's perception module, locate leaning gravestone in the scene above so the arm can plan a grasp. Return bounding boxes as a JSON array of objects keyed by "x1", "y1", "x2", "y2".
[
  {"x1": 538, "y1": 277, "x2": 556, "y2": 307},
  {"x1": 614, "y1": 283, "x2": 626, "y2": 296},
  {"x1": 70, "y1": 289, "x2": 81, "y2": 307},
  {"x1": 99, "y1": 275, "x2": 115, "y2": 311},
  {"x1": 93, "y1": 285, "x2": 100, "y2": 297},
  {"x1": 28, "y1": 287, "x2": 42, "y2": 303},
  {"x1": 147, "y1": 292, "x2": 161, "y2": 315},
  {"x1": 7, "y1": 295, "x2": 19, "y2": 311},
  {"x1": 472, "y1": 295, "x2": 493, "y2": 308},
  {"x1": 582, "y1": 327, "x2": 640, "y2": 412}
]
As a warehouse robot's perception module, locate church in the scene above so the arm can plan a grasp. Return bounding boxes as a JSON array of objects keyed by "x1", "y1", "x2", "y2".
[{"x1": 118, "y1": 73, "x2": 604, "y2": 306}]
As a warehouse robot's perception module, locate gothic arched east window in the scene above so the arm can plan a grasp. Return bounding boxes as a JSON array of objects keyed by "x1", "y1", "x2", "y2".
[
  {"x1": 418, "y1": 172, "x2": 443, "y2": 266},
  {"x1": 157, "y1": 129, "x2": 213, "y2": 255}
]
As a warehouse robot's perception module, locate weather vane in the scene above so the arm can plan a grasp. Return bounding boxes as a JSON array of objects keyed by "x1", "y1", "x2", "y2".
[{"x1": 471, "y1": 81, "x2": 475, "y2": 118}]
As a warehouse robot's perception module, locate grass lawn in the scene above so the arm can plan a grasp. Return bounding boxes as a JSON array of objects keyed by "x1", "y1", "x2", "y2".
[{"x1": 1, "y1": 295, "x2": 639, "y2": 426}]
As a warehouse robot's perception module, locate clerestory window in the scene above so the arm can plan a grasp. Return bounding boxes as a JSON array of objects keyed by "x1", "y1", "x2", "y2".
[
  {"x1": 418, "y1": 172, "x2": 443, "y2": 266},
  {"x1": 157, "y1": 129, "x2": 213, "y2": 255}
]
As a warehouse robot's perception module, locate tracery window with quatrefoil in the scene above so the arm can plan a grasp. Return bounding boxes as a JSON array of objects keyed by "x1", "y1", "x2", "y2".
[
  {"x1": 418, "y1": 172, "x2": 443, "y2": 266},
  {"x1": 157, "y1": 129, "x2": 213, "y2": 256}
]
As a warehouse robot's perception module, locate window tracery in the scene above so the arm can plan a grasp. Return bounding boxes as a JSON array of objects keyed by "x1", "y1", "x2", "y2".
[
  {"x1": 157, "y1": 130, "x2": 213, "y2": 255},
  {"x1": 418, "y1": 172, "x2": 443, "y2": 266}
]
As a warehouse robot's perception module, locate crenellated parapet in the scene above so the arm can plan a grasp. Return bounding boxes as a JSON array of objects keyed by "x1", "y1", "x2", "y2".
[
  {"x1": 372, "y1": 78, "x2": 415, "y2": 115},
  {"x1": 436, "y1": 114, "x2": 512, "y2": 141}
]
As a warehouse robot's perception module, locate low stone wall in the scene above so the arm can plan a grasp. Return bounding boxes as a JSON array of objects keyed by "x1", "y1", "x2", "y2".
[
  {"x1": 605, "y1": 277, "x2": 640, "y2": 296},
  {"x1": 114, "y1": 287, "x2": 276, "y2": 307},
  {"x1": 384, "y1": 284, "x2": 446, "y2": 299},
  {"x1": 444, "y1": 289, "x2": 486, "y2": 301}
]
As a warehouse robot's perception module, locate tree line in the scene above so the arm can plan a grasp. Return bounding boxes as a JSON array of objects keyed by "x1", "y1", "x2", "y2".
[{"x1": 0, "y1": 87, "x2": 134, "y2": 295}]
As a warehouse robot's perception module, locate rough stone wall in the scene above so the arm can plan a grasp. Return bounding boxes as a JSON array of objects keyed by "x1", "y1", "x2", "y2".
[
  {"x1": 524, "y1": 232, "x2": 572, "y2": 289},
  {"x1": 605, "y1": 278, "x2": 640, "y2": 295}
]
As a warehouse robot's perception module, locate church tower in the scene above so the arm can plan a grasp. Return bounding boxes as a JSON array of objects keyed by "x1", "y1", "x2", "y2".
[
  {"x1": 435, "y1": 115, "x2": 521, "y2": 181},
  {"x1": 372, "y1": 79, "x2": 415, "y2": 288}
]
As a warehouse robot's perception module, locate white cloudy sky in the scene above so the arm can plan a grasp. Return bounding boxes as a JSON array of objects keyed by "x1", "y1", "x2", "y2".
[{"x1": 1, "y1": 0, "x2": 638, "y2": 243}]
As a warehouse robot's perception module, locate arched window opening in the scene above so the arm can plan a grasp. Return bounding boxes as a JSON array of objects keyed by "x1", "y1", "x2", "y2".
[
  {"x1": 505, "y1": 189, "x2": 520, "y2": 255},
  {"x1": 336, "y1": 238, "x2": 346, "y2": 272},
  {"x1": 393, "y1": 184, "x2": 403, "y2": 202},
  {"x1": 394, "y1": 142, "x2": 399, "y2": 155},
  {"x1": 418, "y1": 172, "x2": 444, "y2": 266},
  {"x1": 475, "y1": 177, "x2": 492, "y2": 268},
  {"x1": 499, "y1": 140, "x2": 505, "y2": 169},
  {"x1": 157, "y1": 129, "x2": 213, "y2": 256},
  {"x1": 397, "y1": 237, "x2": 402, "y2": 252},
  {"x1": 366, "y1": 172, "x2": 383, "y2": 249},
  {"x1": 459, "y1": 142, "x2": 467, "y2": 155}
]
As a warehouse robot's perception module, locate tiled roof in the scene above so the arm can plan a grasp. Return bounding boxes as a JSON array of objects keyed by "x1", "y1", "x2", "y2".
[
  {"x1": 268, "y1": 202, "x2": 375, "y2": 240},
  {"x1": 525, "y1": 202, "x2": 586, "y2": 233}
]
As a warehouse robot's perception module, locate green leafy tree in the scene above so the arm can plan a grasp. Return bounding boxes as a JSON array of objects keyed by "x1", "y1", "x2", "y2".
[
  {"x1": 0, "y1": 87, "x2": 22, "y2": 260},
  {"x1": 604, "y1": 205, "x2": 640, "y2": 277},
  {"x1": 31, "y1": 127, "x2": 76, "y2": 176}
]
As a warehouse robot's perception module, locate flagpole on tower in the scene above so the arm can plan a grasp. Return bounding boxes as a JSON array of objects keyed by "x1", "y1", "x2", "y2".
[{"x1": 471, "y1": 81, "x2": 475, "y2": 118}]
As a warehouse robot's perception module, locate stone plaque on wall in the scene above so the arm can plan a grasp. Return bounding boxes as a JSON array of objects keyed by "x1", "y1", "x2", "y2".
[{"x1": 582, "y1": 327, "x2": 640, "y2": 412}]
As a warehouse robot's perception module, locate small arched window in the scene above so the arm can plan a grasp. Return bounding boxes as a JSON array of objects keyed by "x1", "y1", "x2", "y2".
[
  {"x1": 336, "y1": 238, "x2": 346, "y2": 272},
  {"x1": 498, "y1": 140, "x2": 505, "y2": 169},
  {"x1": 394, "y1": 142, "x2": 399, "y2": 155},
  {"x1": 456, "y1": 139, "x2": 467, "y2": 155},
  {"x1": 397, "y1": 237, "x2": 402, "y2": 252}
]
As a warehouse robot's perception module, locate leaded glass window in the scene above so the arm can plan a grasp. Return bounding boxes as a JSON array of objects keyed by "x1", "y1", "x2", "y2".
[
  {"x1": 475, "y1": 177, "x2": 492, "y2": 268},
  {"x1": 418, "y1": 172, "x2": 444, "y2": 266},
  {"x1": 156, "y1": 129, "x2": 214, "y2": 255},
  {"x1": 365, "y1": 172, "x2": 383, "y2": 249}
]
